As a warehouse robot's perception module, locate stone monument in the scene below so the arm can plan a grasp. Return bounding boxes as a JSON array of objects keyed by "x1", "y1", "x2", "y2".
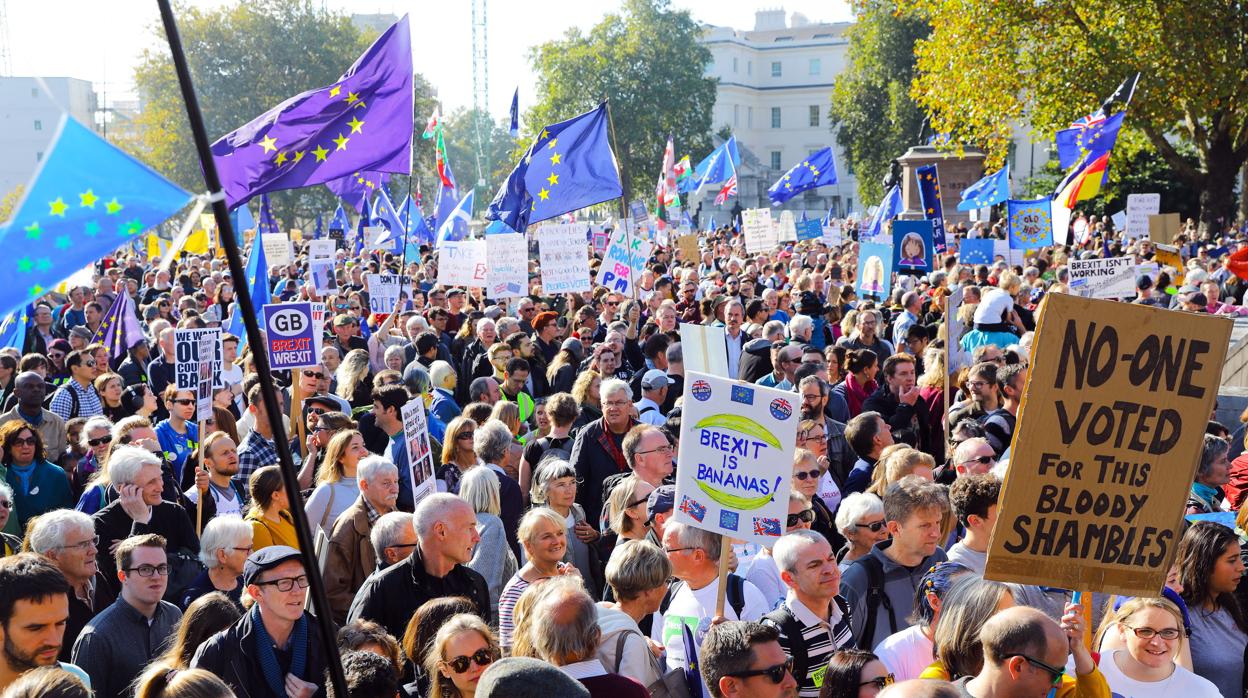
[{"x1": 896, "y1": 145, "x2": 987, "y2": 225}]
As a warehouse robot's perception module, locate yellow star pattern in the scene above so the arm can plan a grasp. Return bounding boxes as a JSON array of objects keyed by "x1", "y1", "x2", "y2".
[
  {"x1": 538, "y1": 188, "x2": 550, "y2": 201},
  {"x1": 547, "y1": 138, "x2": 558, "y2": 150},
  {"x1": 547, "y1": 173, "x2": 559, "y2": 186},
  {"x1": 333, "y1": 133, "x2": 350, "y2": 150},
  {"x1": 550, "y1": 152, "x2": 562, "y2": 166},
  {"x1": 329, "y1": 85, "x2": 342, "y2": 98},
  {"x1": 293, "y1": 151, "x2": 305, "y2": 164},
  {"x1": 105, "y1": 198, "x2": 123, "y2": 215},
  {"x1": 313, "y1": 145, "x2": 329, "y2": 162},
  {"x1": 259, "y1": 135, "x2": 278, "y2": 153},
  {"x1": 345, "y1": 92, "x2": 359, "y2": 104},
  {"x1": 347, "y1": 117, "x2": 365, "y2": 134},
  {"x1": 79, "y1": 190, "x2": 98, "y2": 208},
  {"x1": 540, "y1": 129, "x2": 549, "y2": 140},
  {"x1": 274, "y1": 151, "x2": 288, "y2": 165},
  {"x1": 48, "y1": 198, "x2": 68, "y2": 216}
]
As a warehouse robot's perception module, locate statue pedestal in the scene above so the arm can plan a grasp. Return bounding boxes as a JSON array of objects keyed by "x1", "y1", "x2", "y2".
[{"x1": 896, "y1": 145, "x2": 987, "y2": 225}]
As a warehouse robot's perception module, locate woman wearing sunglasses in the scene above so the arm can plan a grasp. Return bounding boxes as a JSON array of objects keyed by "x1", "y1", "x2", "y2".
[
  {"x1": 438, "y1": 417, "x2": 481, "y2": 495},
  {"x1": 427, "y1": 613, "x2": 500, "y2": 698},
  {"x1": 818, "y1": 648, "x2": 893, "y2": 697},
  {"x1": 1093, "y1": 597, "x2": 1218, "y2": 697},
  {"x1": 0, "y1": 420, "x2": 73, "y2": 532},
  {"x1": 833, "y1": 492, "x2": 888, "y2": 568}
]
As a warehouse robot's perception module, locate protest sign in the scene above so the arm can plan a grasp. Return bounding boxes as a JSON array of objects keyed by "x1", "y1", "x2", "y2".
[
  {"x1": 365, "y1": 274, "x2": 411, "y2": 314},
  {"x1": 261, "y1": 233, "x2": 292, "y2": 267},
  {"x1": 680, "y1": 324, "x2": 729, "y2": 378},
  {"x1": 263, "y1": 302, "x2": 318, "y2": 370},
  {"x1": 310, "y1": 262, "x2": 337, "y2": 295},
  {"x1": 597, "y1": 225, "x2": 653, "y2": 297},
  {"x1": 308, "y1": 239, "x2": 336, "y2": 264},
  {"x1": 856, "y1": 242, "x2": 893, "y2": 299},
  {"x1": 742, "y1": 208, "x2": 776, "y2": 254},
  {"x1": 174, "y1": 328, "x2": 222, "y2": 412},
  {"x1": 1110, "y1": 210, "x2": 1127, "y2": 231},
  {"x1": 194, "y1": 332, "x2": 216, "y2": 420},
  {"x1": 893, "y1": 219, "x2": 933, "y2": 274},
  {"x1": 821, "y1": 221, "x2": 842, "y2": 247},
  {"x1": 930, "y1": 217, "x2": 948, "y2": 254},
  {"x1": 363, "y1": 226, "x2": 388, "y2": 250},
  {"x1": 486, "y1": 233, "x2": 528, "y2": 298},
  {"x1": 984, "y1": 294, "x2": 1231, "y2": 597},
  {"x1": 1126, "y1": 194, "x2": 1160, "y2": 241},
  {"x1": 538, "y1": 223, "x2": 592, "y2": 294},
  {"x1": 796, "y1": 218, "x2": 822, "y2": 242},
  {"x1": 1007, "y1": 199, "x2": 1054, "y2": 250},
  {"x1": 1068, "y1": 256, "x2": 1136, "y2": 299},
  {"x1": 677, "y1": 233, "x2": 700, "y2": 262},
  {"x1": 591, "y1": 226, "x2": 610, "y2": 254},
  {"x1": 992, "y1": 239, "x2": 1026, "y2": 267},
  {"x1": 436, "y1": 240, "x2": 488, "y2": 288},
  {"x1": 672, "y1": 372, "x2": 797, "y2": 546},
  {"x1": 1153, "y1": 244, "x2": 1185, "y2": 286},
  {"x1": 947, "y1": 287, "x2": 970, "y2": 371},
  {"x1": 629, "y1": 200, "x2": 649, "y2": 225},
  {"x1": 401, "y1": 398, "x2": 437, "y2": 505},
  {"x1": 959, "y1": 238, "x2": 994, "y2": 265},
  {"x1": 1149, "y1": 213, "x2": 1182, "y2": 245}
]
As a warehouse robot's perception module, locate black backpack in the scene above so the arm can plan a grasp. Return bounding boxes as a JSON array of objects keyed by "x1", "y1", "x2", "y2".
[
  {"x1": 44, "y1": 384, "x2": 80, "y2": 419},
  {"x1": 851, "y1": 555, "x2": 897, "y2": 649},
  {"x1": 763, "y1": 596, "x2": 853, "y2": 688},
  {"x1": 640, "y1": 574, "x2": 748, "y2": 638}
]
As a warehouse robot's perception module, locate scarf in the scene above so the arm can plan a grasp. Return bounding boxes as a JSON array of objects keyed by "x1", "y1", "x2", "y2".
[
  {"x1": 1191, "y1": 482, "x2": 1221, "y2": 513},
  {"x1": 594, "y1": 418, "x2": 634, "y2": 473},
  {"x1": 843, "y1": 376, "x2": 877, "y2": 417},
  {"x1": 251, "y1": 604, "x2": 307, "y2": 696}
]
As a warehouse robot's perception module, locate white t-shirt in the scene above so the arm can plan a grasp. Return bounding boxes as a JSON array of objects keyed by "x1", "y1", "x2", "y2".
[
  {"x1": 650, "y1": 576, "x2": 771, "y2": 672},
  {"x1": 945, "y1": 542, "x2": 987, "y2": 575},
  {"x1": 817, "y1": 472, "x2": 842, "y2": 512},
  {"x1": 1097, "y1": 649, "x2": 1220, "y2": 697},
  {"x1": 873, "y1": 625, "x2": 934, "y2": 682},
  {"x1": 184, "y1": 481, "x2": 243, "y2": 518}
]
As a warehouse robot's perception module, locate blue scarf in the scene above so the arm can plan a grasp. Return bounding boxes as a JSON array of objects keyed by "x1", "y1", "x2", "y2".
[{"x1": 250, "y1": 604, "x2": 307, "y2": 696}]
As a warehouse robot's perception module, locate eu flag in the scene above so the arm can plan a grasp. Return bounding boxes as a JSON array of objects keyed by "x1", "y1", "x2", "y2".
[
  {"x1": 325, "y1": 170, "x2": 389, "y2": 213},
  {"x1": 90, "y1": 289, "x2": 143, "y2": 363},
  {"x1": 211, "y1": 16, "x2": 413, "y2": 208},
  {"x1": 329, "y1": 204, "x2": 351, "y2": 235},
  {"x1": 915, "y1": 164, "x2": 944, "y2": 220},
  {"x1": 486, "y1": 103, "x2": 622, "y2": 232},
  {"x1": 957, "y1": 164, "x2": 1010, "y2": 211},
  {"x1": 681, "y1": 136, "x2": 740, "y2": 194},
  {"x1": 509, "y1": 87, "x2": 520, "y2": 139},
  {"x1": 371, "y1": 188, "x2": 405, "y2": 250},
  {"x1": 1007, "y1": 198, "x2": 1054, "y2": 249},
  {"x1": 1055, "y1": 112, "x2": 1124, "y2": 170},
  {"x1": 233, "y1": 201, "x2": 256, "y2": 233},
  {"x1": 225, "y1": 229, "x2": 270, "y2": 350},
  {"x1": 0, "y1": 116, "x2": 192, "y2": 318},
  {"x1": 767, "y1": 147, "x2": 838, "y2": 205},
  {"x1": 0, "y1": 308, "x2": 27, "y2": 351},
  {"x1": 432, "y1": 159, "x2": 460, "y2": 233},
  {"x1": 313, "y1": 214, "x2": 323, "y2": 240},
  {"x1": 258, "y1": 195, "x2": 280, "y2": 236},
  {"x1": 863, "y1": 185, "x2": 903, "y2": 243}
]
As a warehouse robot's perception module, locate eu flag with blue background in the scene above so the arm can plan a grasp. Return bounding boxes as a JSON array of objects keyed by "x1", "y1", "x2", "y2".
[
  {"x1": 211, "y1": 16, "x2": 413, "y2": 208},
  {"x1": 326, "y1": 170, "x2": 388, "y2": 213},
  {"x1": 225, "y1": 226, "x2": 270, "y2": 350},
  {"x1": 313, "y1": 214, "x2": 323, "y2": 239},
  {"x1": 914, "y1": 164, "x2": 947, "y2": 252},
  {"x1": 0, "y1": 308, "x2": 28, "y2": 350},
  {"x1": 1007, "y1": 198, "x2": 1054, "y2": 249},
  {"x1": 959, "y1": 239, "x2": 995, "y2": 265},
  {"x1": 767, "y1": 147, "x2": 838, "y2": 205},
  {"x1": 329, "y1": 204, "x2": 351, "y2": 235},
  {"x1": 0, "y1": 116, "x2": 192, "y2": 318},
  {"x1": 432, "y1": 160, "x2": 459, "y2": 233},
  {"x1": 232, "y1": 201, "x2": 256, "y2": 234},
  {"x1": 863, "y1": 185, "x2": 903, "y2": 243},
  {"x1": 371, "y1": 189, "x2": 405, "y2": 251},
  {"x1": 437, "y1": 191, "x2": 475, "y2": 247},
  {"x1": 957, "y1": 164, "x2": 1010, "y2": 211},
  {"x1": 258, "y1": 195, "x2": 280, "y2": 236},
  {"x1": 1055, "y1": 112, "x2": 1124, "y2": 170},
  {"x1": 680, "y1": 136, "x2": 739, "y2": 194},
  {"x1": 486, "y1": 102, "x2": 622, "y2": 232}
]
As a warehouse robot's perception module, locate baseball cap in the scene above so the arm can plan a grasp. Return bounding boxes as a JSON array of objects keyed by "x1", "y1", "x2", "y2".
[
  {"x1": 647, "y1": 485, "x2": 675, "y2": 523},
  {"x1": 641, "y1": 369, "x2": 671, "y2": 391},
  {"x1": 243, "y1": 545, "x2": 304, "y2": 586}
]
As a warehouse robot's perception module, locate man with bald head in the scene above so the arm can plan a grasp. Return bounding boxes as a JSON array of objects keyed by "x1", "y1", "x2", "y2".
[
  {"x1": 952, "y1": 438, "x2": 996, "y2": 478},
  {"x1": 879, "y1": 679, "x2": 959, "y2": 697},
  {"x1": 955, "y1": 606, "x2": 1070, "y2": 697}
]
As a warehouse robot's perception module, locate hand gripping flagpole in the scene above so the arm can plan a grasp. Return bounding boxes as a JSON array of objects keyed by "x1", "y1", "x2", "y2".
[{"x1": 153, "y1": 2, "x2": 348, "y2": 694}]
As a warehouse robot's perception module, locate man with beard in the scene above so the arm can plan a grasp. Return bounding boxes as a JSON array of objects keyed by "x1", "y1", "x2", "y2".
[
  {"x1": 184, "y1": 432, "x2": 247, "y2": 520},
  {"x1": 944, "y1": 361, "x2": 1001, "y2": 431},
  {"x1": 0, "y1": 554, "x2": 91, "y2": 691},
  {"x1": 28, "y1": 511, "x2": 116, "y2": 662}
]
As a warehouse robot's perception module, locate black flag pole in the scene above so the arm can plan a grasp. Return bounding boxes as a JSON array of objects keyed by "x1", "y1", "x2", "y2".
[{"x1": 153, "y1": 1, "x2": 348, "y2": 694}]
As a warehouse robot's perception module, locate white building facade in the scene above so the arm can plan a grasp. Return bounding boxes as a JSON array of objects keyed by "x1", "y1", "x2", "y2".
[{"x1": 0, "y1": 77, "x2": 98, "y2": 196}]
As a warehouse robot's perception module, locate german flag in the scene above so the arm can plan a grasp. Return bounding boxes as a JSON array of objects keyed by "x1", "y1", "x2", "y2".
[{"x1": 1055, "y1": 151, "x2": 1110, "y2": 209}]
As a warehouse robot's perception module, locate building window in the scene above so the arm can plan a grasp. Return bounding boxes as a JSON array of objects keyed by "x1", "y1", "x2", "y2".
[
  {"x1": 845, "y1": 158, "x2": 854, "y2": 175},
  {"x1": 747, "y1": 107, "x2": 753, "y2": 128},
  {"x1": 771, "y1": 151, "x2": 782, "y2": 170},
  {"x1": 809, "y1": 58, "x2": 821, "y2": 75},
  {"x1": 771, "y1": 107, "x2": 781, "y2": 129},
  {"x1": 847, "y1": 198, "x2": 854, "y2": 214},
  {"x1": 747, "y1": 61, "x2": 752, "y2": 75},
  {"x1": 733, "y1": 57, "x2": 739, "y2": 73},
  {"x1": 771, "y1": 61, "x2": 782, "y2": 77},
  {"x1": 33, "y1": 120, "x2": 41, "y2": 131},
  {"x1": 809, "y1": 106, "x2": 819, "y2": 127},
  {"x1": 733, "y1": 105, "x2": 740, "y2": 126}
]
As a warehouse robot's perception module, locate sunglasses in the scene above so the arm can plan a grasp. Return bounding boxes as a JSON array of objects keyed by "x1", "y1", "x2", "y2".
[
  {"x1": 858, "y1": 673, "x2": 895, "y2": 689},
  {"x1": 1014, "y1": 654, "x2": 1064, "y2": 687},
  {"x1": 303, "y1": 371, "x2": 325, "y2": 380},
  {"x1": 726, "y1": 658, "x2": 793, "y2": 684},
  {"x1": 87, "y1": 435, "x2": 113, "y2": 447},
  {"x1": 457, "y1": 431, "x2": 475, "y2": 441},
  {"x1": 959, "y1": 455, "x2": 994, "y2": 467},
  {"x1": 854, "y1": 520, "x2": 887, "y2": 532},
  {"x1": 787, "y1": 509, "x2": 815, "y2": 527},
  {"x1": 445, "y1": 648, "x2": 496, "y2": 674},
  {"x1": 171, "y1": 398, "x2": 195, "y2": 406},
  {"x1": 306, "y1": 407, "x2": 327, "y2": 415},
  {"x1": 793, "y1": 468, "x2": 821, "y2": 481},
  {"x1": 11, "y1": 436, "x2": 36, "y2": 447}
]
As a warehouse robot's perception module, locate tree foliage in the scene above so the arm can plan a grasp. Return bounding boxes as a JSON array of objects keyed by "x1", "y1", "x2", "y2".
[
  {"x1": 902, "y1": 0, "x2": 1248, "y2": 231},
  {"x1": 439, "y1": 107, "x2": 519, "y2": 214},
  {"x1": 527, "y1": 0, "x2": 717, "y2": 205},
  {"x1": 0, "y1": 185, "x2": 25, "y2": 225},
  {"x1": 828, "y1": 0, "x2": 929, "y2": 206}
]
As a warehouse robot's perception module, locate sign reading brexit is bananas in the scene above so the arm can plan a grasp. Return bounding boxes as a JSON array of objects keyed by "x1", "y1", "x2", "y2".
[{"x1": 673, "y1": 372, "x2": 798, "y2": 547}]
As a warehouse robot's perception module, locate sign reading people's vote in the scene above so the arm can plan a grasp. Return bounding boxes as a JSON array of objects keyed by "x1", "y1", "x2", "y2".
[
  {"x1": 597, "y1": 225, "x2": 652, "y2": 296},
  {"x1": 742, "y1": 208, "x2": 776, "y2": 254},
  {"x1": 673, "y1": 372, "x2": 797, "y2": 547},
  {"x1": 538, "y1": 223, "x2": 592, "y2": 293},
  {"x1": 263, "y1": 302, "x2": 319, "y2": 370},
  {"x1": 985, "y1": 294, "x2": 1231, "y2": 597}
]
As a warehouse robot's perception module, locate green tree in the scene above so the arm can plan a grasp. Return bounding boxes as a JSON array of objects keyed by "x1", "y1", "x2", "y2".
[
  {"x1": 902, "y1": 0, "x2": 1248, "y2": 232},
  {"x1": 0, "y1": 185, "x2": 24, "y2": 225},
  {"x1": 829, "y1": 0, "x2": 930, "y2": 206},
  {"x1": 527, "y1": 0, "x2": 717, "y2": 208}
]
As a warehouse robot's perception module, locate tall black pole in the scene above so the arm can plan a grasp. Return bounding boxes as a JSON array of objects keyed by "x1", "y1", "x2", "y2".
[
  {"x1": 153, "y1": 2, "x2": 348, "y2": 694},
  {"x1": 602, "y1": 97, "x2": 631, "y2": 220}
]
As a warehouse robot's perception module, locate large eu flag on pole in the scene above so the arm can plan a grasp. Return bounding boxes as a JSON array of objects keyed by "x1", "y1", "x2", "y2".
[
  {"x1": 90, "y1": 290, "x2": 144, "y2": 363},
  {"x1": 957, "y1": 164, "x2": 1010, "y2": 211},
  {"x1": 211, "y1": 16, "x2": 413, "y2": 208},
  {"x1": 325, "y1": 170, "x2": 389, "y2": 213},
  {"x1": 767, "y1": 147, "x2": 838, "y2": 206}
]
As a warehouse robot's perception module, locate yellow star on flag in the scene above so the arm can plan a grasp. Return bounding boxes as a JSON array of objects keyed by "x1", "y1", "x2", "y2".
[
  {"x1": 274, "y1": 151, "x2": 288, "y2": 165},
  {"x1": 547, "y1": 138, "x2": 558, "y2": 150},
  {"x1": 329, "y1": 85, "x2": 342, "y2": 98},
  {"x1": 333, "y1": 133, "x2": 350, "y2": 150},
  {"x1": 347, "y1": 116, "x2": 365, "y2": 134},
  {"x1": 293, "y1": 151, "x2": 305, "y2": 163},
  {"x1": 345, "y1": 92, "x2": 359, "y2": 104},
  {"x1": 259, "y1": 135, "x2": 278, "y2": 153},
  {"x1": 48, "y1": 198, "x2": 68, "y2": 217},
  {"x1": 550, "y1": 152, "x2": 561, "y2": 166},
  {"x1": 313, "y1": 145, "x2": 329, "y2": 162},
  {"x1": 540, "y1": 129, "x2": 549, "y2": 140},
  {"x1": 538, "y1": 188, "x2": 550, "y2": 201},
  {"x1": 547, "y1": 173, "x2": 559, "y2": 186},
  {"x1": 79, "y1": 189, "x2": 98, "y2": 208}
]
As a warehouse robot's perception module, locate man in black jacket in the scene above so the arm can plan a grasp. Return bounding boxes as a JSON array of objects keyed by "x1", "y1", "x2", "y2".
[
  {"x1": 346, "y1": 493, "x2": 489, "y2": 641},
  {"x1": 28, "y1": 510, "x2": 117, "y2": 662},
  {"x1": 569, "y1": 378, "x2": 639, "y2": 528},
  {"x1": 861, "y1": 353, "x2": 927, "y2": 448},
  {"x1": 192, "y1": 546, "x2": 327, "y2": 698}
]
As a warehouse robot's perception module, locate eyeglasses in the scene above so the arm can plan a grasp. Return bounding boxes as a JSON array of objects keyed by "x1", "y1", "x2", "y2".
[
  {"x1": 858, "y1": 673, "x2": 895, "y2": 689},
  {"x1": 171, "y1": 398, "x2": 195, "y2": 406},
  {"x1": 663, "y1": 546, "x2": 699, "y2": 555},
  {"x1": 793, "y1": 468, "x2": 821, "y2": 481},
  {"x1": 627, "y1": 495, "x2": 650, "y2": 509},
  {"x1": 48, "y1": 352, "x2": 64, "y2": 360},
  {"x1": 231, "y1": 546, "x2": 254, "y2": 554},
  {"x1": 457, "y1": 431, "x2": 475, "y2": 441},
  {"x1": 348, "y1": 305, "x2": 362, "y2": 311},
  {"x1": 306, "y1": 407, "x2": 327, "y2": 415},
  {"x1": 312, "y1": 425, "x2": 332, "y2": 433},
  {"x1": 81, "y1": 360, "x2": 96, "y2": 368},
  {"x1": 126, "y1": 564, "x2": 172, "y2": 577},
  {"x1": 87, "y1": 435, "x2": 113, "y2": 447},
  {"x1": 1123, "y1": 625, "x2": 1182, "y2": 640},
  {"x1": 303, "y1": 371, "x2": 325, "y2": 379},
  {"x1": 726, "y1": 658, "x2": 793, "y2": 684},
  {"x1": 637, "y1": 445, "x2": 675, "y2": 457},
  {"x1": 966, "y1": 380, "x2": 990, "y2": 390},
  {"x1": 799, "y1": 431, "x2": 826, "y2": 442},
  {"x1": 1014, "y1": 654, "x2": 1065, "y2": 686},
  {"x1": 854, "y1": 520, "x2": 887, "y2": 532},
  {"x1": 0, "y1": 500, "x2": 9, "y2": 510},
  {"x1": 605, "y1": 302, "x2": 619, "y2": 308},
  {"x1": 603, "y1": 399, "x2": 631, "y2": 408},
  {"x1": 11, "y1": 436, "x2": 36, "y2": 447},
  {"x1": 958, "y1": 455, "x2": 994, "y2": 467},
  {"x1": 255, "y1": 575, "x2": 310, "y2": 592},
  {"x1": 445, "y1": 648, "x2": 497, "y2": 674},
  {"x1": 787, "y1": 509, "x2": 816, "y2": 527}
]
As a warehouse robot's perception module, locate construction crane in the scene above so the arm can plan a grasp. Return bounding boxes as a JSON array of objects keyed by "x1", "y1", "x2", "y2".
[{"x1": 470, "y1": 0, "x2": 488, "y2": 187}]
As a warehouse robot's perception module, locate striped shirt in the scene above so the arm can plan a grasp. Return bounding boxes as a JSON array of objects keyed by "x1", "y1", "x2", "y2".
[
  {"x1": 497, "y1": 573, "x2": 532, "y2": 652},
  {"x1": 49, "y1": 380, "x2": 103, "y2": 421},
  {"x1": 764, "y1": 593, "x2": 854, "y2": 697}
]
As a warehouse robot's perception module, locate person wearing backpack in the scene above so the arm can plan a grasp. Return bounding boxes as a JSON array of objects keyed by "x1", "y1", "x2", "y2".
[
  {"x1": 651, "y1": 522, "x2": 771, "y2": 673},
  {"x1": 762, "y1": 530, "x2": 855, "y2": 697},
  {"x1": 839, "y1": 476, "x2": 948, "y2": 651},
  {"x1": 48, "y1": 349, "x2": 103, "y2": 422},
  {"x1": 518, "y1": 392, "x2": 579, "y2": 501}
]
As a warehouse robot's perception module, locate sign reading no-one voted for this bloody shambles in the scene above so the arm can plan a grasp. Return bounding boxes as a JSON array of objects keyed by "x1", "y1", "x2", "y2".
[
  {"x1": 672, "y1": 372, "x2": 798, "y2": 547},
  {"x1": 985, "y1": 293, "x2": 1231, "y2": 597}
]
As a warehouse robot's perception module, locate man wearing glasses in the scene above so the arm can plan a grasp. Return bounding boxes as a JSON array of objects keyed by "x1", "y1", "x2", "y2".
[
  {"x1": 954, "y1": 606, "x2": 1083, "y2": 698},
  {"x1": 48, "y1": 349, "x2": 103, "y2": 421},
  {"x1": 192, "y1": 546, "x2": 327, "y2": 698},
  {"x1": 28, "y1": 510, "x2": 116, "y2": 661},
  {"x1": 700, "y1": 620, "x2": 799, "y2": 698},
  {"x1": 72, "y1": 534, "x2": 183, "y2": 698}
]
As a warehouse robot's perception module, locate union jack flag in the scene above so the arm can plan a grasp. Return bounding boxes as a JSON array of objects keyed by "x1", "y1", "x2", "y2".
[
  {"x1": 679, "y1": 496, "x2": 707, "y2": 522},
  {"x1": 714, "y1": 174, "x2": 737, "y2": 206},
  {"x1": 753, "y1": 517, "x2": 782, "y2": 537}
]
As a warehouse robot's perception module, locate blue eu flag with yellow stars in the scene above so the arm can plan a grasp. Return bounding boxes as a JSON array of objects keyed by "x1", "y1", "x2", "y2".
[
  {"x1": 211, "y1": 15, "x2": 413, "y2": 208},
  {"x1": 767, "y1": 146, "x2": 838, "y2": 205},
  {"x1": 326, "y1": 170, "x2": 389, "y2": 213},
  {"x1": 915, "y1": 164, "x2": 944, "y2": 220},
  {"x1": 486, "y1": 102, "x2": 622, "y2": 232},
  {"x1": 0, "y1": 307, "x2": 28, "y2": 350},
  {"x1": 225, "y1": 227, "x2": 270, "y2": 350},
  {"x1": 0, "y1": 116, "x2": 192, "y2": 318},
  {"x1": 1007, "y1": 198, "x2": 1054, "y2": 250},
  {"x1": 957, "y1": 164, "x2": 1010, "y2": 211}
]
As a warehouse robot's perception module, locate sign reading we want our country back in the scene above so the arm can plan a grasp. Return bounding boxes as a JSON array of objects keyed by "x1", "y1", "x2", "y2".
[{"x1": 986, "y1": 293, "x2": 1231, "y2": 597}]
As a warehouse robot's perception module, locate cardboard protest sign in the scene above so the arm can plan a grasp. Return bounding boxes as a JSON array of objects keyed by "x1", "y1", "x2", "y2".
[
  {"x1": 486, "y1": 233, "x2": 528, "y2": 298},
  {"x1": 1149, "y1": 213, "x2": 1182, "y2": 245},
  {"x1": 856, "y1": 242, "x2": 893, "y2": 299},
  {"x1": 893, "y1": 219, "x2": 933, "y2": 274},
  {"x1": 676, "y1": 233, "x2": 700, "y2": 262},
  {"x1": 597, "y1": 225, "x2": 653, "y2": 296},
  {"x1": 261, "y1": 233, "x2": 293, "y2": 267},
  {"x1": 1110, "y1": 210, "x2": 1128, "y2": 231},
  {"x1": 437, "y1": 240, "x2": 487, "y2": 288},
  {"x1": 263, "y1": 302, "x2": 319, "y2": 370},
  {"x1": 401, "y1": 398, "x2": 437, "y2": 505},
  {"x1": 742, "y1": 209, "x2": 776, "y2": 254},
  {"x1": 1068, "y1": 256, "x2": 1136, "y2": 299},
  {"x1": 1152, "y1": 244, "x2": 1185, "y2": 286},
  {"x1": 1126, "y1": 194, "x2": 1160, "y2": 241},
  {"x1": 538, "y1": 223, "x2": 592, "y2": 294},
  {"x1": 680, "y1": 325, "x2": 729, "y2": 379},
  {"x1": 174, "y1": 328, "x2": 222, "y2": 419},
  {"x1": 985, "y1": 294, "x2": 1232, "y2": 597},
  {"x1": 365, "y1": 274, "x2": 411, "y2": 314},
  {"x1": 672, "y1": 372, "x2": 797, "y2": 546}
]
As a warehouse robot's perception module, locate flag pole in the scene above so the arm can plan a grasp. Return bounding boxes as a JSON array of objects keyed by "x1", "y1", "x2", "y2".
[
  {"x1": 152, "y1": 2, "x2": 349, "y2": 694},
  {"x1": 602, "y1": 97, "x2": 639, "y2": 303}
]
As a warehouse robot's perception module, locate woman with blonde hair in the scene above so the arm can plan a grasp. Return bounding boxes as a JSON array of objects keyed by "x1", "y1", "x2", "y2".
[
  {"x1": 335, "y1": 348, "x2": 374, "y2": 409},
  {"x1": 133, "y1": 665, "x2": 235, "y2": 698},
  {"x1": 438, "y1": 417, "x2": 479, "y2": 494},
  {"x1": 605, "y1": 474, "x2": 655, "y2": 543},
  {"x1": 425, "y1": 613, "x2": 500, "y2": 698},
  {"x1": 488, "y1": 403, "x2": 525, "y2": 479},
  {"x1": 497, "y1": 508, "x2": 578, "y2": 651},
  {"x1": 867, "y1": 447, "x2": 936, "y2": 497},
  {"x1": 1094, "y1": 596, "x2": 1212, "y2": 694},
  {"x1": 461, "y1": 466, "x2": 518, "y2": 622},
  {"x1": 304, "y1": 428, "x2": 367, "y2": 535},
  {"x1": 94, "y1": 373, "x2": 126, "y2": 423},
  {"x1": 570, "y1": 370, "x2": 603, "y2": 426}
]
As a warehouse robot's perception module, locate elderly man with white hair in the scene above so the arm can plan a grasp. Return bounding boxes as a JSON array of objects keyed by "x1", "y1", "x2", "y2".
[
  {"x1": 428, "y1": 360, "x2": 460, "y2": 424},
  {"x1": 570, "y1": 377, "x2": 640, "y2": 528},
  {"x1": 369, "y1": 510, "x2": 418, "y2": 572},
  {"x1": 29, "y1": 508, "x2": 117, "y2": 660},
  {"x1": 322, "y1": 455, "x2": 400, "y2": 623},
  {"x1": 179, "y1": 514, "x2": 252, "y2": 610},
  {"x1": 347, "y1": 492, "x2": 490, "y2": 641}
]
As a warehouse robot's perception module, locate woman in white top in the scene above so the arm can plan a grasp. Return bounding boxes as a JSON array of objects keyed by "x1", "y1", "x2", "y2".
[
  {"x1": 1094, "y1": 596, "x2": 1219, "y2": 697},
  {"x1": 303, "y1": 428, "x2": 366, "y2": 535},
  {"x1": 744, "y1": 491, "x2": 814, "y2": 607}
]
